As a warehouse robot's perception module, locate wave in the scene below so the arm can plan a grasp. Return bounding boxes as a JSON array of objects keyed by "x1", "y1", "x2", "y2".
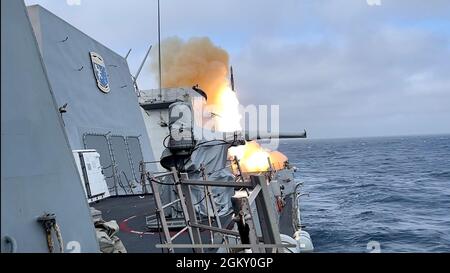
[
  {"x1": 279, "y1": 135, "x2": 450, "y2": 252},
  {"x1": 429, "y1": 171, "x2": 450, "y2": 179}
]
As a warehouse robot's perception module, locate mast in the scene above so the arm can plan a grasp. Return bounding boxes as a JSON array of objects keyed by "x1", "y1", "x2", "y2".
[{"x1": 157, "y1": 0, "x2": 162, "y2": 100}]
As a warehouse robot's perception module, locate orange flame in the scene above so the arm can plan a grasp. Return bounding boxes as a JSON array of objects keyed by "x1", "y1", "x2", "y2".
[
  {"x1": 229, "y1": 141, "x2": 288, "y2": 173},
  {"x1": 214, "y1": 86, "x2": 242, "y2": 132},
  {"x1": 152, "y1": 36, "x2": 289, "y2": 173}
]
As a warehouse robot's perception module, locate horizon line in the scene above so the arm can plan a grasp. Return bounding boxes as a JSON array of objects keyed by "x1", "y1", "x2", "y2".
[{"x1": 279, "y1": 132, "x2": 450, "y2": 141}]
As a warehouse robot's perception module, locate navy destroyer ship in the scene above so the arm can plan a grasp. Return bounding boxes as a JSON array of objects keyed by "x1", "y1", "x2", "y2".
[{"x1": 1, "y1": 0, "x2": 312, "y2": 253}]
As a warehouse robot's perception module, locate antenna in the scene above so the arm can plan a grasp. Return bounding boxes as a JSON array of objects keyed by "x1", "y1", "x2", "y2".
[
  {"x1": 125, "y1": 48, "x2": 132, "y2": 60},
  {"x1": 157, "y1": 0, "x2": 162, "y2": 100},
  {"x1": 133, "y1": 44, "x2": 152, "y2": 86}
]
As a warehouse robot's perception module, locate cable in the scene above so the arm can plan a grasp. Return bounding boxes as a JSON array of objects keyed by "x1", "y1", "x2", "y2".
[
  {"x1": 116, "y1": 174, "x2": 128, "y2": 193},
  {"x1": 121, "y1": 171, "x2": 135, "y2": 194},
  {"x1": 180, "y1": 140, "x2": 232, "y2": 170},
  {"x1": 146, "y1": 173, "x2": 180, "y2": 186},
  {"x1": 149, "y1": 179, "x2": 180, "y2": 186},
  {"x1": 193, "y1": 194, "x2": 207, "y2": 206},
  {"x1": 39, "y1": 215, "x2": 64, "y2": 253},
  {"x1": 53, "y1": 223, "x2": 64, "y2": 253},
  {"x1": 191, "y1": 140, "x2": 230, "y2": 152},
  {"x1": 102, "y1": 164, "x2": 113, "y2": 170},
  {"x1": 45, "y1": 229, "x2": 54, "y2": 253},
  {"x1": 163, "y1": 134, "x2": 171, "y2": 149}
]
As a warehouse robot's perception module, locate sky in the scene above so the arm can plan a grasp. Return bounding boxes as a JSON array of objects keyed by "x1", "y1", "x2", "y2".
[{"x1": 24, "y1": 0, "x2": 450, "y2": 139}]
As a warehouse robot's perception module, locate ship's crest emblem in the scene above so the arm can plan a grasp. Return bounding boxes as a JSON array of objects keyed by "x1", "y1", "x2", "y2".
[{"x1": 90, "y1": 52, "x2": 110, "y2": 93}]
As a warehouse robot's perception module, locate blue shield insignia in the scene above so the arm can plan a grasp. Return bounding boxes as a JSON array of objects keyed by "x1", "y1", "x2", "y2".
[{"x1": 90, "y1": 52, "x2": 110, "y2": 93}]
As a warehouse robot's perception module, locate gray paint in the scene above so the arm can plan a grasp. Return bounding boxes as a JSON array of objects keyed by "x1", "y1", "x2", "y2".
[
  {"x1": 184, "y1": 140, "x2": 234, "y2": 217},
  {"x1": 1, "y1": 0, "x2": 99, "y2": 252},
  {"x1": 84, "y1": 134, "x2": 116, "y2": 194},
  {"x1": 26, "y1": 6, "x2": 155, "y2": 194},
  {"x1": 127, "y1": 137, "x2": 144, "y2": 184},
  {"x1": 110, "y1": 136, "x2": 136, "y2": 194}
]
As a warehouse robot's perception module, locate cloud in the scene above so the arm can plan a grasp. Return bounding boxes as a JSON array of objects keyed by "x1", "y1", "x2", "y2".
[
  {"x1": 231, "y1": 1, "x2": 450, "y2": 137},
  {"x1": 234, "y1": 24, "x2": 450, "y2": 137},
  {"x1": 24, "y1": 0, "x2": 450, "y2": 138}
]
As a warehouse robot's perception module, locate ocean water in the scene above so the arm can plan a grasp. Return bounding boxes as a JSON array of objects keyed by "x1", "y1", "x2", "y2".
[{"x1": 278, "y1": 135, "x2": 450, "y2": 253}]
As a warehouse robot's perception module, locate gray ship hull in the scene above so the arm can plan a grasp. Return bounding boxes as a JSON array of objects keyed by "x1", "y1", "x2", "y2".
[
  {"x1": 2, "y1": 1, "x2": 312, "y2": 253},
  {"x1": 1, "y1": 0, "x2": 99, "y2": 253}
]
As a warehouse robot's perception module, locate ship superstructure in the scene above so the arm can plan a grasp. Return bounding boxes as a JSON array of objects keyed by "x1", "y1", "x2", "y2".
[
  {"x1": 1, "y1": 0, "x2": 99, "y2": 253},
  {"x1": 1, "y1": 0, "x2": 313, "y2": 253}
]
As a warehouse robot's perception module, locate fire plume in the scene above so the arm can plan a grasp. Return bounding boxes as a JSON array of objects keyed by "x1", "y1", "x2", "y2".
[
  {"x1": 229, "y1": 142, "x2": 288, "y2": 173},
  {"x1": 151, "y1": 36, "x2": 288, "y2": 173}
]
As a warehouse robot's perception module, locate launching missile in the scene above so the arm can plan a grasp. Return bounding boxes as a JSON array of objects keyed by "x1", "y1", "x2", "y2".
[{"x1": 230, "y1": 66, "x2": 235, "y2": 92}]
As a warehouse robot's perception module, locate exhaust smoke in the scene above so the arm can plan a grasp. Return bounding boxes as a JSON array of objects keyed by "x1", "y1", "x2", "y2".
[{"x1": 151, "y1": 36, "x2": 288, "y2": 172}]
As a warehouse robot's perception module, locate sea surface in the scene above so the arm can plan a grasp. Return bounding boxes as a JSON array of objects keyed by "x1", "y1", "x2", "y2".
[{"x1": 278, "y1": 135, "x2": 450, "y2": 253}]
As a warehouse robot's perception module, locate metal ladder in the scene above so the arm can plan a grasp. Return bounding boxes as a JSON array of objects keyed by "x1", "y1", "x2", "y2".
[
  {"x1": 146, "y1": 164, "x2": 287, "y2": 253},
  {"x1": 145, "y1": 167, "x2": 228, "y2": 253},
  {"x1": 146, "y1": 167, "x2": 195, "y2": 253}
]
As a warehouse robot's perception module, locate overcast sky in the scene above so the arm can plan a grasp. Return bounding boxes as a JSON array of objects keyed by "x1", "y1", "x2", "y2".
[{"x1": 24, "y1": 0, "x2": 450, "y2": 138}]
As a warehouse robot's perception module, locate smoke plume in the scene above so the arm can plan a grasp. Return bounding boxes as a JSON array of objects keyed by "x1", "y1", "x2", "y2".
[
  {"x1": 150, "y1": 36, "x2": 290, "y2": 172},
  {"x1": 150, "y1": 36, "x2": 230, "y2": 105}
]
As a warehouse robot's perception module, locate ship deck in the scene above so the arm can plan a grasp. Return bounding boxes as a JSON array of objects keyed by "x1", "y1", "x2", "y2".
[
  {"x1": 92, "y1": 195, "x2": 196, "y2": 253},
  {"x1": 92, "y1": 194, "x2": 295, "y2": 253}
]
